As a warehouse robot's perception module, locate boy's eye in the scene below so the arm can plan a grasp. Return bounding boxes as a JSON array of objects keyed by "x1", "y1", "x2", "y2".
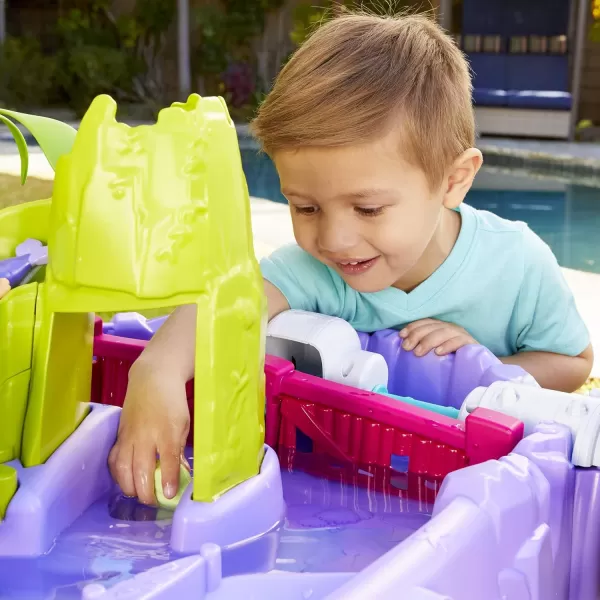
[
  {"x1": 293, "y1": 205, "x2": 319, "y2": 216},
  {"x1": 355, "y1": 206, "x2": 384, "y2": 217}
]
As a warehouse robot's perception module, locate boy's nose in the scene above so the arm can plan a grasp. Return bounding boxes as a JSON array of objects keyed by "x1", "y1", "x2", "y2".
[{"x1": 317, "y1": 221, "x2": 357, "y2": 254}]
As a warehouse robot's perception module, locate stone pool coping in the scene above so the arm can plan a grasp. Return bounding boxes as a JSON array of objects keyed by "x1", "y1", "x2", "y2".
[
  {"x1": 236, "y1": 124, "x2": 600, "y2": 186},
  {"x1": 479, "y1": 140, "x2": 600, "y2": 186},
  {"x1": 3, "y1": 120, "x2": 600, "y2": 184}
]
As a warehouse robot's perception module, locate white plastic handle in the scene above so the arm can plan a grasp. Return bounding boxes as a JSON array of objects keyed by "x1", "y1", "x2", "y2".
[{"x1": 266, "y1": 310, "x2": 389, "y2": 391}]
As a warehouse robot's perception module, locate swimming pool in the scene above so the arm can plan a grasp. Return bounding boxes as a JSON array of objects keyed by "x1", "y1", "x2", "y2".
[
  {"x1": 240, "y1": 148, "x2": 600, "y2": 275},
  {"x1": 4, "y1": 132, "x2": 599, "y2": 274}
]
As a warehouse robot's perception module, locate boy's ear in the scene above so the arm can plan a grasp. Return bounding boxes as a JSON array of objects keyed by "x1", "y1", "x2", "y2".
[{"x1": 442, "y1": 148, "x2": 483, "y2": 209}]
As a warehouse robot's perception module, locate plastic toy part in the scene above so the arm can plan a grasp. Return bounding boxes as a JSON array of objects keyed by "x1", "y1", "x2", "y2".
[
  {"x1": 0, "y1": 107, "x2": 78, "y2": 173},
  {"x1": 0, "y1": 404, "x2": 120, "y2": 556},
  {"x1": 372, "y1": 384, "x2": 461, "y2": 419},
  {"x1": 81, "y1": 547, "x2": 224, "y2": 599},
  {"x1": 266, "y1": 310, "x2": 389, "y2": 391},
  {"x1": 460, "y1": 381, "x2": 600, "y2": 468},
  {"x1": 327, "y1": 422, "x2": 574, "y2": 600},
  {"x1": 51, "y1": 421, "x2": 583, "y2": 600},
  {"x1": 0, "y1": 199, "x2": 52, "y2": 511},
  {"x1": 0, "y1": 283, "x2": 37, "y2": 464},
  {"x1": 0, "y1": 278, "x2": 9, "y2": 299},
  {"x1": 0, "y1": 465, "x2": 17, "y2": 520},
  {"x1": 357, "y1": 330, "x2": 539, "y2": 408},
  {"x1": 103, "y1": 312, "x2": 168, "y2": 341},
  {"x1": 92, "y1": 322, "x2": 526, "y2": 479},
  {"x1": 0, "y1": 238, "x2": 48, "y2": 287},
  {"x1": 267, "y1": 311, "x2": 537, "y2": 406},
  {"x1": 155, "y1": 463, "x2": 192, "y2": 510},
  {"x1": 170, "y1": 446, "x2": 285, "y2": 553},
  {"x1": 266, "y1": 354, "x2": 524, "y2": 480},
  {"x1": 0, "y1": 198, "x2": 51, "y2": 260}
]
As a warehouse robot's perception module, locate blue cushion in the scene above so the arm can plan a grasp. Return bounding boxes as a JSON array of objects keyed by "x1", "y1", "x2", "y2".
[
  {"x1": 506, "y1": 90, "x2": 572, "y2": 110},
  {"x1": 473, "y1": 88, "x2": 509, "y2": 107},
  {"x1": 505, "y1": 55, "x2": 569, "y2": 92},
  {"x1": 467, "y1": 54, "x2": 508, "y2": 90}
]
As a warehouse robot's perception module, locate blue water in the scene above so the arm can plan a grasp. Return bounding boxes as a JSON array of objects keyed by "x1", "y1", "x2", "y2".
[
  {"x1": 0, "y1": 455, "x2": 432, "y2": 598},
  {"x1": 240, "y1": 149, "x2": 600, "y2": 275}
]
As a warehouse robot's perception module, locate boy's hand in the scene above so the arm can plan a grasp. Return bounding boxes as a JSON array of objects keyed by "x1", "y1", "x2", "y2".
[
  {"x1": 108, "y1": 359, "x2": 190, "y2": 506},
  {"x1": 399, "y1": 319, "x2": 476, "y2": 357}
]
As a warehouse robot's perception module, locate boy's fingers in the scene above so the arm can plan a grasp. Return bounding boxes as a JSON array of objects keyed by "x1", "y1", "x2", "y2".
[
  {"x1": 399, "y1": 319, "x2": 438, "y2": 337},
  {"x1": 159, "y1": 443, "x2": 182, "y2": 499},
  {"x1": 402, "y1": 323, "x2": 442, "y2": 350},
  {"x1": 108, "y1": 442, "x2": 136, "y2": 498},
  {"x1": 413, "y1": 329, "x2": 456, "y2": 356},
  {"x1": 133, "y1": 444, "x2": 159, "y2": 506},
  {"x1": 435, "y1": 335, "x2": 475, "y2": 356}
]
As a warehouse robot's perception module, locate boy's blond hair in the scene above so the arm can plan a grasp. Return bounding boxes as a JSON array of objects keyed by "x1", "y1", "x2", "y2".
[{"x1": 250, "y1": 11, "x2": 474, "y2": 188}]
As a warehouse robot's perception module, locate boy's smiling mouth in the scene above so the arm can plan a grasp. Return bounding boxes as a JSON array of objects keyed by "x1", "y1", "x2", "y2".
[{"x1": 335, "y1": 256, "x2": 380, "y2": 275}]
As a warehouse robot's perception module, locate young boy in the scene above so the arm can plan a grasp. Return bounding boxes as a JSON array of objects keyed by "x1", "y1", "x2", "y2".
[{"x1": 109, "y1": 12, "x2": 593, "y2": 505}]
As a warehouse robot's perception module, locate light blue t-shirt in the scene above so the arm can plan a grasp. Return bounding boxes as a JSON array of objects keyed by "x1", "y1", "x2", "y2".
[{"x1": 260, "y1": 203, "x2": 589, "y2": 358}]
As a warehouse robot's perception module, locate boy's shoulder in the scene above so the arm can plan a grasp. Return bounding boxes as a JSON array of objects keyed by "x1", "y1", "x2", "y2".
[
  {"x1": 465, "y1": 203, "x2": 552, "y2": 267},
  {"x1": 466, "y1": 203, "x2": 528, "y2": 236}
]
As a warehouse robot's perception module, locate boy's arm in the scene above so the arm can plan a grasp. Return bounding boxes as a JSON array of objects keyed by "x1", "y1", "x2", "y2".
[
  {"x1": 501, "y1": 227, "x2": 592, "y2": 393},
  {"x1": 138, "y1": 280, "x2": 289, "y2": 379},
  {"x1": 500, "y1": 344, "x2": 593, "y2": 392},
  {"x1": 109, "y1": 280, "x2": 289, "y2": 505}
]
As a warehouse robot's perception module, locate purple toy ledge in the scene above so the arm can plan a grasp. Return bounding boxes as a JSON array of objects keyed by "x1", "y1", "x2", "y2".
[
  {"x1": 0, "y1": 404, "x2": 120, "y2": 557},
  {"x1": 358, "y1": 331, "x2": 534, "y2": 408}
]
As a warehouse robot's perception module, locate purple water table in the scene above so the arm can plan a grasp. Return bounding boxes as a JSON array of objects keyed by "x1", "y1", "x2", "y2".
[
  {"x1": 3, "y1": 312, "x2": 599, "y2": 599},
  {"x1": 82, "y1": 422, "x2": 590, "y2": 599}
]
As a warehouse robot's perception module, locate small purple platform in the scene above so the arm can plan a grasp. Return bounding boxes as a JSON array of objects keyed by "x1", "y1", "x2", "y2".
[{"x1": 171, "y1": 446, "x2": 284, "y2": 553}]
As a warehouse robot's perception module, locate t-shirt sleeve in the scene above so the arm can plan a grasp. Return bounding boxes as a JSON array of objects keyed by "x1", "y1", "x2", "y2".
[
  {"x1": 513, "y1": 228, "x2": 589, "y2": 356},
  {"x1": 259, "y1": 244, "x2": 346, "y2": 315}
]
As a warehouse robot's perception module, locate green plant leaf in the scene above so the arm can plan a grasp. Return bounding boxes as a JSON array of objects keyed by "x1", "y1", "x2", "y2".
[
  {"x1": 0, "y1": 114, "x2": 29, "y2": 184},
  {"x1": 0, "y1": 109, "x2": 77, "y2": 172}
]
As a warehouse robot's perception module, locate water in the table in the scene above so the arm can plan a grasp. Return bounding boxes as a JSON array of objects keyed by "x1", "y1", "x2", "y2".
[{"x1": 0, "y1": 459, "x2": 433, "y2": 599}]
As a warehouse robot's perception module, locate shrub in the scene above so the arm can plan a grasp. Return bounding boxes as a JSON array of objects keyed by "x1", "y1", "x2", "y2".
[{"x1": 0, "y1": 37, "x2": 57, "y2": 108}]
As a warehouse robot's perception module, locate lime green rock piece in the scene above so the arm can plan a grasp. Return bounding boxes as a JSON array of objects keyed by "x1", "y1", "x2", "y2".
[
  {"x1": 0, "y1": 464, "x2": 18, "y2": 520},
  {"x1": 0, "y1": 284, "x2": 37, "y2": 387},
  {"x1": 0, "y1": 371, "x2": 32, "y2": 465},
  {"x1": 0, "y1": 198, "x2": 51, "y2": 474},
  {"x1": 21, "y1": 287, "x2": 92, "y2": 466},
  {"x1": 17, "y1": 94, "x2": 266, "y2": 501},
  {"x1": 154, "y1": 464, "x2": 193, "y2": 510},
  {"x1": 0, "y1": 282, "x2": 37, "y2": 464}
]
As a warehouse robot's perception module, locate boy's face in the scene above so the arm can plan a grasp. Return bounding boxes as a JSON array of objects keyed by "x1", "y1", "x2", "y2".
[{"x1": 274, "y1": 132, "x2": 465, "y2": 293}]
